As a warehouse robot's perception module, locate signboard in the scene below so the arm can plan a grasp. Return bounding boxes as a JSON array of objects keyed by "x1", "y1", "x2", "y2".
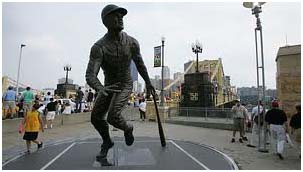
[{"x1": 154, "y1": 46, "x2": 161, "y2": 67}]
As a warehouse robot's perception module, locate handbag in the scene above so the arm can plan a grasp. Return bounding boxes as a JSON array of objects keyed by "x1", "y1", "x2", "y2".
[{"x1": 286, "y1": 133, "x2": 295, "y2": 148}]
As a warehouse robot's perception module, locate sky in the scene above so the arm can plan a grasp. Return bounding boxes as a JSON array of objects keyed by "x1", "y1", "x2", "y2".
[{"x1": 2, "y1": 2, "x2": 301, "y2": 90}]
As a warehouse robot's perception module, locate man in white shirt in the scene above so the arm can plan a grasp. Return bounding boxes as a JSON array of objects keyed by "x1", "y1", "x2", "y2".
[
  {"x1": 43, "y1": 92, "x2": 52, "y2": 106},
  {"x1": 139, "y1": 98, "x2": 146, "y2": 121},
  {"x1": 247, "y1": 101, "x2": 268, "y2": 148}
]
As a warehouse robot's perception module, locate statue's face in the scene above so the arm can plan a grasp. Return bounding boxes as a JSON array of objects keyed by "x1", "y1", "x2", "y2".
[{"x1": 104, "y1": 11, "x2": 124, "y2": 31}]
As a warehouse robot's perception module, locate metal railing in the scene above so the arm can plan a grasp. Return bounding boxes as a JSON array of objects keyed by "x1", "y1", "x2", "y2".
[{"x1": 167, "y1": 107, "x2": 233, "y2": 121}]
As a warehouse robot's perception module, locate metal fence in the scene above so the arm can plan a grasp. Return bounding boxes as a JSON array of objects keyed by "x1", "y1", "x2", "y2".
[{"x1": 167, "y1": 107, "x2": 234, "y2": 121}]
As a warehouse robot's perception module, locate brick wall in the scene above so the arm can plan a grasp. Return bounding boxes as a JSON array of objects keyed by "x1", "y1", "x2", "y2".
[{"x1": 276, "y1": 45, "x2": 301, "y2": 117}]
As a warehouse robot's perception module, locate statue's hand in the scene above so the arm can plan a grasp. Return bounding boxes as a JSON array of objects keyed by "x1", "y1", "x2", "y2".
[
  {"x1": 99, "y1": 83, "x2": 122, "y2": 96},
  {"x1": 146, "y1": 84, "x2": 155, "y2": 99}
]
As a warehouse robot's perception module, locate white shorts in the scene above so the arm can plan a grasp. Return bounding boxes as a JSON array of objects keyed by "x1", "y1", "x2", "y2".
[
  {"x1": 46, "y1": 111, "x2": 56, "y2": 120},
  {"x1": 4, "y1": 101, "x2": 16, "y2": 110}
]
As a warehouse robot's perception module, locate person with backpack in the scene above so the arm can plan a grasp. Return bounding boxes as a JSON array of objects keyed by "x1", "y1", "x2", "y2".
[{"x1": 265, "y1": 101, "x2": 288, "y2": 160}]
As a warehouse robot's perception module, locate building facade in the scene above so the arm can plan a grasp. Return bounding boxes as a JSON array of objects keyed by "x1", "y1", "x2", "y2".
[
  {"x1": 163, "y1": 66, "x2": 170, "y2": 79},
  {"x1": 276, "y1": 44, "x2": 301, "y2": 117}
]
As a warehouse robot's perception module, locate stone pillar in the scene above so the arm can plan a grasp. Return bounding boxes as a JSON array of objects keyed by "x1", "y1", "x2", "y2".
[
  {"x1": 276, "y1": 45, "x2": 301, "y2": 117},
  {"x1": 146, "y1": 101, "x2": 168, "y2": 122}
]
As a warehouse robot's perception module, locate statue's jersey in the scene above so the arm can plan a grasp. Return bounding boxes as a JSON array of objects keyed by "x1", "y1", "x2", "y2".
[
  {"x1": 86, "y1": 32, "x2": 149, "y2": 91},
  {"x1": 97, "y1": 32, "x2": 135, "y2": 88}
]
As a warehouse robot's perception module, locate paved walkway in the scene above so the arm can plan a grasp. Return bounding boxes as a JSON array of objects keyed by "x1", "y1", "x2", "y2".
[{"x1": 2, "y1": 112, "x2": 301, "y2": 170}]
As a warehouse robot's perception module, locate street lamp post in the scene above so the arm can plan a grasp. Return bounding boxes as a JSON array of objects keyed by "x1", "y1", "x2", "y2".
[
  {"x1": 63, "y1": 64, "x2": 72, "y2": 84},
  {"x1": 223, "y1": 88, "x2": 226, "y2": 103},
  {"x1": 243, "y1": 2, "x2": 268, "y2": 153},
  {"x1": 16, "y1": 44, "x2": 26, "y2": 95},
  {"x1": 191, "y1": 40, "x2": 203, "y2": 73},
  {"x1": 213, "y1": 81, "x2": 218, "y2": 106},
  {"x1": 160, "y1": 37, "x2": 165, "y2": 107}
]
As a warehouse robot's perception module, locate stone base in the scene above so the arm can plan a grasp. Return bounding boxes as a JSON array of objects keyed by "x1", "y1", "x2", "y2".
[{"x1": 146, "y1": 101, "x2": 169, "y2": 122}]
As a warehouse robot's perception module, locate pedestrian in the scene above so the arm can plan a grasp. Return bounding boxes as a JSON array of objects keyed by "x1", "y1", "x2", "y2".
[
  {"x1": 85, "y1": 4, "x2": 155, "y2": 162},
  {"x1": 17, "y1": 92, "x2": 22, "y2": 103},
  {"x1": 247, "y1": 101, "x2": 266, "y2": 148},
  {"x1": 265, "y1": 101, "x2": 288, "y2": 160},
  {"x1": 75, "y1": 87, "x2": 84, "y2": 113},
  {"x1": 60, "y1": 102, "x2": 66, "y2": 114},
  {"x1": 139, "y1": 98, "x2": 147, "y2": 121},
  {"x1": 139, "y1": 98, "x2": 146, "y2": 121},
  {"x1": 43, "y1": 92, "x2": 52, "y2": 106},
  {"x1": 289, "y1": 103, "x2": 301, "y2": 158},
  {"x1": 17, "y1": 99, "x2": 25, "y2": 118},
  {"x1": 44, "y1": 98, "x2": 57, "y2": 129},
  {"x1": 231, "y1": 99, "x2": 248, "y2": 143},
  {"x1": 42, "y1": 92, "x2": 53, "y2": 126},
  {"x1": 87, "y1": 89, "x2": 94, "y2": 111},
  {"x1": 22, "y1": 87, "x2": 35, "y2": 115},
  {"x1": 2, "y1": 86, "x2": 17, "y2": 119},
  {"x1": 62, "y1": 102, "x2": 72, "y2": 115},
  {"x1": 23, "y1": 103, "x2": 44, "y2": 154},
  {"x1": 241, "y1": 103, "x2": 249, "y2": 135},
  {"x1": 56, "y1": 100, "x2": 62, "y2": 115}
]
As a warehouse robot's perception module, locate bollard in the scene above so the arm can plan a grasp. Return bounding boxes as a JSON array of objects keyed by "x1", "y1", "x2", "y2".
[{"x1": 205, "y1": 108, "x2": 208, "y2": 121}]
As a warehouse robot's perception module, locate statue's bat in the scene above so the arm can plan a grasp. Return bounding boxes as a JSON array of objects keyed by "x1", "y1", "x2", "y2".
[{"x1": 151, "y1": 93, "x2": 166, "y2": 147}]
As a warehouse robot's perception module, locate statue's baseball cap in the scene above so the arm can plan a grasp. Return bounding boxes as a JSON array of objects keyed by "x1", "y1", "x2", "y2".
[{"x1": 101, "y1": 4, "x2": 127, "y2": 22}]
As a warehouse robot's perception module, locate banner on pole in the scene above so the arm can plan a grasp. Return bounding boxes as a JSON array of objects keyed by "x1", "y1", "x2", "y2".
[{"x1": 154, "y1": 46, "x2": 161, "y2": 67}]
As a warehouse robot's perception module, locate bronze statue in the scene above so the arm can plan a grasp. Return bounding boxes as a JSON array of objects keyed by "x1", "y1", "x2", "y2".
[{"x1": 85, "y1": 4, "x2": 155, "y2": 162}]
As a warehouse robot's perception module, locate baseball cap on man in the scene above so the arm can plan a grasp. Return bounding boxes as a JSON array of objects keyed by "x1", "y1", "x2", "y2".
[{"x1": 101, "y1": 4, "x2": 127, "y2": 22}]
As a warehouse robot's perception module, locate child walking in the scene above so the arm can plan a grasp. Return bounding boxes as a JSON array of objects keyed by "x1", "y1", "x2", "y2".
[{"x1": 23, "y1": 103, "x2": 44, "y2": 153}]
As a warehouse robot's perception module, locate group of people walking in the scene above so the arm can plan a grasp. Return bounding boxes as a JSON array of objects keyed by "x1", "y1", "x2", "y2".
[
  {"x1": 3, "y1": 86, "x2": 75, "y2": 153},
  {"x1": 2, "y1": 86, "x2": 36, "y2": 120},
  {"x1": 231, "y1": 99, "x2": 301, "y2": 160}
]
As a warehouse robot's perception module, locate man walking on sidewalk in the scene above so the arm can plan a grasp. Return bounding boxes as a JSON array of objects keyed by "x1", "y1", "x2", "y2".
[
  {"x1": 247, "y1": 101, "x2": 267, "y2": 148},
  {"x1": 289, "y1": 104, "x2": 301, "y2": 158},
  {"x1": 75, "y1": 87, "x2": 84, "y2": 113},
  {"x1": 231, "y1": 99, "x2": 248, "y2": 143},
  {"x1": 22, "y1": 87, "x2": 35, "y2": 115},
  {"x1": 2, "y1": 86, "x2": 17, "y2": 119},
  {"x1": 265, "y1": 101, "x2": 288, "y2": 160}
]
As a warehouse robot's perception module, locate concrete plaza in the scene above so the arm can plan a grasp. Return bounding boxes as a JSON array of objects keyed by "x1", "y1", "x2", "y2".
[{"x1": 2, "y1": 111, "x2": 301, "y2": 170}]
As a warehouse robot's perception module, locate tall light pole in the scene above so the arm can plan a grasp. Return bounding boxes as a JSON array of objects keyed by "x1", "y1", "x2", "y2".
[
  {"x1": 160, "y1": 37, "x2": 165, "y2": 106},
  {"x1": 64, "y1": 64, "x2": 72, "y2": 84},
  {"x1": 16, "y1": 44, "x2": 26, "y2": 95},
  {"x1": 243, "y1": 2, "x2": 268, "y2": 153},
  {"x1": 191, "y1": 40, "x2": 203, "y2": 73}
]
